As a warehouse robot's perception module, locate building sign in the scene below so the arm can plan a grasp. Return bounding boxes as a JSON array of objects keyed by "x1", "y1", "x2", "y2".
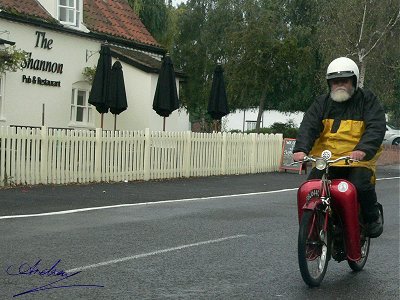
[
  {"x1": 21, "y1": 52, "x2": 63, "y2": 74},
  {"x1": 21, "y1": 75, "x2": 61, "y2": 87},
  {"x1": 20, "y1": 31, "x2": 63, "y2": 87}
]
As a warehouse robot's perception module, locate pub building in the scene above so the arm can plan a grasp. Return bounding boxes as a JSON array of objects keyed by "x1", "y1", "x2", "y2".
[{"x1": 0, "y1": 0, "x2": 189, "y2": 131}]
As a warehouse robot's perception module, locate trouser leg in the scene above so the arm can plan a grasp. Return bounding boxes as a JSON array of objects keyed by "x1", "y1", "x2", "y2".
[
  {"x1": 307, "y1": 168, "x2": 324, "y2": 180},
  {"x1": 347, "y1": 167, "x2": 380, "y2": 223}
]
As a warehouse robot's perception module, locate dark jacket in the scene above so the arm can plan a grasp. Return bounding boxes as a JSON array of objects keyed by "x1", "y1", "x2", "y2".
[{"x1": 293, "y1": 88, "x2": 386, "y2": 169}]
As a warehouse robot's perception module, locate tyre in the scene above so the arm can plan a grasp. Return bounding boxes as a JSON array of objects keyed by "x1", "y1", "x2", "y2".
[
  {"x1": 392, "y1": 138, "x2": 400, "y2": 146},
  {"x1": 298, "y1": 209, "x2": 330, "y2": 287},
  {"x1": 348, "y1": 221, "x2": 370, "y2": 271}
]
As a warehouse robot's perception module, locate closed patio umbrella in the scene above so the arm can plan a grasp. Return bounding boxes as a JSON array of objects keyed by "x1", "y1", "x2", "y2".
[
  {"x1": 88, "y1": 44, "x2": 112, "y2": 128},
  {"x1": 108, "y1": 60, "x2": 128, "y2": 131},
  {"x1": 208, "y1": 64, "x2": 229, "y2": 131},
  {"x1": 152, "y1": 54, "x2": 180, "y2": 131}
]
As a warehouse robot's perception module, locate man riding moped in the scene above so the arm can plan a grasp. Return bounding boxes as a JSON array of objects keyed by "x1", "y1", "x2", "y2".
[{"x1": 293, "y1": 57, "x2": 386, "y2": 238}]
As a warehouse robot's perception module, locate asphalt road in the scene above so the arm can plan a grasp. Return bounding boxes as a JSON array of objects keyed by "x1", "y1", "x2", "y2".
[{"x1": 0, "y1": 165, "x2": 399, "y2": 299}]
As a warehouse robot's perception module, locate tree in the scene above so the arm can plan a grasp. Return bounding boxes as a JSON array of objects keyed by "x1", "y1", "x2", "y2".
[
  {"x1": 173, "y1": 0, "x2": 318, "y2": 131},
  {"x1": 224, "y1": 0, "x2": 318, "y2": 131},
  {"x1": 127, "y1": 0, "x2": 170, "y2": 46},
  {"x1": 283, "y1": 0, "x2": 325, "y2": 103},
  {"x1": 315, "y1": 0, "x2": 400, "y2": 119},
  {"x1": 169, "y1": 0, "x2": 399, "y2": 131},
  {"x1": 319, "y1": 1, "x2": 399, "y2": 82},
  {"x1": 173, "y1": 0, "x2": 237, "y2": 129}
]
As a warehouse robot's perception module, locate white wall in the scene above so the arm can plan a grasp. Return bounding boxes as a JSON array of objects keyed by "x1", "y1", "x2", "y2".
[
  {"x1": 99, "y1": 61, "x2": 189, "y2": 132},
  {"x1": 1, "y1": 20, "x2": 97, "y2": 127},
  {"x1": 0, "y1": 19, "x2": 189, "y2": 131},
  {"x1": 37, "y1": 0, "x2": 57, "y2": 17},
  {"x1": 224, "y1": 109, "x2": 304, "y2": 132},
  {"x1": 148, "y1": 73, "x2": 190, "y2": 132},
  {"x1": 37, "y1": 0, "x2": 88, "y2": 32}
]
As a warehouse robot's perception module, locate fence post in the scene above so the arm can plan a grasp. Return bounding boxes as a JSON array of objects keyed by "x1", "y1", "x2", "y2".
[
  {"x1": 0, "y1": 127, "x2": 4, "y2": 186},
  {"x1": 250, "y1": 133, "x2": 257, "y2": 173},
  {"x1": 221, "y1": 132, "x2": 227, "y2": 175},
  {"x1": 40, "y1": 126, "x2": 48, "y2": 184},
  {"x1": 94, "y1": 128, "x2": 102, "y2": 182},
  {"x1": 275, "y1": 134, "x2": 283, "y2": 171},
  {"x1": 183, "y1": 131, "x2": 191, "y2": 177},
  {"x1": 144, "y1": 128, "x2": 150, "y2": 181}
]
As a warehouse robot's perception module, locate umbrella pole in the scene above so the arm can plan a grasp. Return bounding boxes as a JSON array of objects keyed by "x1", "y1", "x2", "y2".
[
  {"x1": 114, "y1": 114, "x2": 117, "y2": 131},
  {"x1": 101, "y1": 113, "x2": 104, "y2": 129},
  {"x1": 163, "y1": 117, "x2": 166, "y2": 131}
]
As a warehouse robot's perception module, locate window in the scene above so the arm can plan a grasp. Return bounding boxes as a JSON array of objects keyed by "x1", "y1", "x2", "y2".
[
  {"x1": 70, "y1": 84, "x2": 93, "y2": 126},
  {"x1": 58, "y1": 0, "x2": 80, "y2": 27},
  {"x1": 246, "y1": 121, "x2": 257, "y2": 131}
]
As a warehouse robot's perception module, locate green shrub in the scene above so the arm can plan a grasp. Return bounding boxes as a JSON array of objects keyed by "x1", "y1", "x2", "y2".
[
  {"x1": 247, "y1": 120, "x2": 299, "y2": 138},
  {"x1": 229, "y1": 129, "x2": 243, "y2": 133}
]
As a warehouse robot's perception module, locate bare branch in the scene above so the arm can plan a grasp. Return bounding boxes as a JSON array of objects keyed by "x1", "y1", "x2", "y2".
[
  {"x1": 367, "y1": 30, "x2": 381, "y2": 47},
  {"x1": 357, "y1": 2, "x2": 367, "y2": 47},
  {"x1": 361, "y1": 8, "x2": 400, "y2": 59}
]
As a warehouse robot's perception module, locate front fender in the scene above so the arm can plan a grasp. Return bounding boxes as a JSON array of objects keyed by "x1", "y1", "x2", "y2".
[
  {"x1": 298, "y1": 197, "x2": 323, "y2": 225},
  {"x1": 297, "y1": 179, "x2": 322, "y2": 223}
]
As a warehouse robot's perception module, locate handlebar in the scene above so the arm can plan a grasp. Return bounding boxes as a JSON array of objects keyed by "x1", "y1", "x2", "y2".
[{"x1": 291, "y1": 155, "x2": 359, "y2": 166}]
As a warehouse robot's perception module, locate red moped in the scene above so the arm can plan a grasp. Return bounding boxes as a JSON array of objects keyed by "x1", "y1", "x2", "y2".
[{"x1": 295, "y1": 151, "x2": 377, "y2": 287}]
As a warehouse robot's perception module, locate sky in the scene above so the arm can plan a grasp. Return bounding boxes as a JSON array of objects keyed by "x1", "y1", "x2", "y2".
[{"x1": 172, "y1": 0, "x2": 187, "y2": 6}]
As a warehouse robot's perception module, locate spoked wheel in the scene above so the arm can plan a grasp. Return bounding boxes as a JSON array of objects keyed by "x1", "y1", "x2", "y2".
[
  {"x1": 298, "y1": 209, "x2": 330, "y2": 287},
  {"x1": 348, "y1": 223, "x2": 370, "y2": 271}
]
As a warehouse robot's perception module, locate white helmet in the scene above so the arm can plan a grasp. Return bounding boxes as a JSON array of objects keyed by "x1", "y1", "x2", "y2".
[{"x1": 326, "y1": 57, "x2": 359, "y2": 89}]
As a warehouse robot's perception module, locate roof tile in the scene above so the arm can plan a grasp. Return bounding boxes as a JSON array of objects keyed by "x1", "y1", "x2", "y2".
[
  {"x1": 0, "y1": 0, "x2": 160, "y2": 48},
  {"x1": 0, "y1": 0, "x2": 55, "y2": 22},
  {"x1": 83, "y1": 0, "x2": 160, "y2": 48}
]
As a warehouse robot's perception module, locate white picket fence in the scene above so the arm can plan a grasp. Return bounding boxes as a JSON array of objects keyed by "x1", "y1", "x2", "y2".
[{"x1": 0, "y1": 126, "x2": 283, "y2": 186}]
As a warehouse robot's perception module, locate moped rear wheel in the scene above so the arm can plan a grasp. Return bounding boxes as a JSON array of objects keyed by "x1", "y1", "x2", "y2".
[
  {"x1": 348, "y1": 224, "x2": 370, "y2": 271},
  {"x1": 298, "y1": 209, "x2": 330, "y2": 287}
]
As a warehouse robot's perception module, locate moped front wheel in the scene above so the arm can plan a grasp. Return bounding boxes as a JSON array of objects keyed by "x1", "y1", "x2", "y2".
[
  {"x1": 348, "y1": 224, "x2": 370, "y2": 271},
  {"x1": 298, "y1": 209, "x2": 330, "y2": 287}
]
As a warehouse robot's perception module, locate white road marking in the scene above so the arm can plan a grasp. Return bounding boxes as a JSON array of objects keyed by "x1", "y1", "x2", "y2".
[
  {"x1": 0, "y1": 188, "x2": 298, "y2": 220},
  {"x1": 0, "y1": 176, "x2": 398, "y2": 220},
  {"x1": 376, "y1": 177, "x2": 400, "y2": 181},
  {"x1": 66, "y1": 234, "x2": 248, "y2": 273}
]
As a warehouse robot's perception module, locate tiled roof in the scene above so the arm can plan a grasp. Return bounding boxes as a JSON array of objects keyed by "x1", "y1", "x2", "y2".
[
  {"x1": 83, "y1": 0, "x2": 160, "y2": 48},
  {"x1": 0, "y1": 37, "x2": 15, "y2": 45},
  {"x1": 0, "y1": 0, "x2": 161, "y2": 49},
  {"x1": 110, "y1": 46, "x2": 184, "y2": 77},
  {"x1": 0, "y1": 0, "x2": 55, "y2": 22},
  {"x1": 111, "y1": 46, "x2": 161, "y2": 72}
]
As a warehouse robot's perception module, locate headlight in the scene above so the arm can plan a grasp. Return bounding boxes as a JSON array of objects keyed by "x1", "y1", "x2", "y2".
[{"x1": 316, "y1": 158, "x2": 327, "y2": 170}]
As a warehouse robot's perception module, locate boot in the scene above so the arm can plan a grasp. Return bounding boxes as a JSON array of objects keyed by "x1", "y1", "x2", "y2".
[
  {"x1": 367, "y1": 203, "x2": 384, "y2": 238},
  {"x1": 358, "y1": 191, "x2": 383, "y2": 238}
]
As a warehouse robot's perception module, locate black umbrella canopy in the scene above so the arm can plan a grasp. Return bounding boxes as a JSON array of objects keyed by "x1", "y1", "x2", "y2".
[
  {"x1": 152, "y1": 55, "x2": 180, "y2": 118},
  {"x1": 88, "y1": 44, "x2": 112, "y2": 114},
  {"x1": 108, "y1": 61, "x2": 128, "y2": 115},
  {"x1": 208, "y1": 64, "x2": 229, "y2": 120}
]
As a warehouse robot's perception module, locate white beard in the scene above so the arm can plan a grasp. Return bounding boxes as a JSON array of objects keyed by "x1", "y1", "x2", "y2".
[{"x1": 330, "y1": 87, "x2": 355, "y2": 102}]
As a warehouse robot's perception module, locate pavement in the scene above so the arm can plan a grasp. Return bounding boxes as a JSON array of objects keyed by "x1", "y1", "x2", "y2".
[{"x1": 0, "y1": 164, "x2": 398, "y2": 217}]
